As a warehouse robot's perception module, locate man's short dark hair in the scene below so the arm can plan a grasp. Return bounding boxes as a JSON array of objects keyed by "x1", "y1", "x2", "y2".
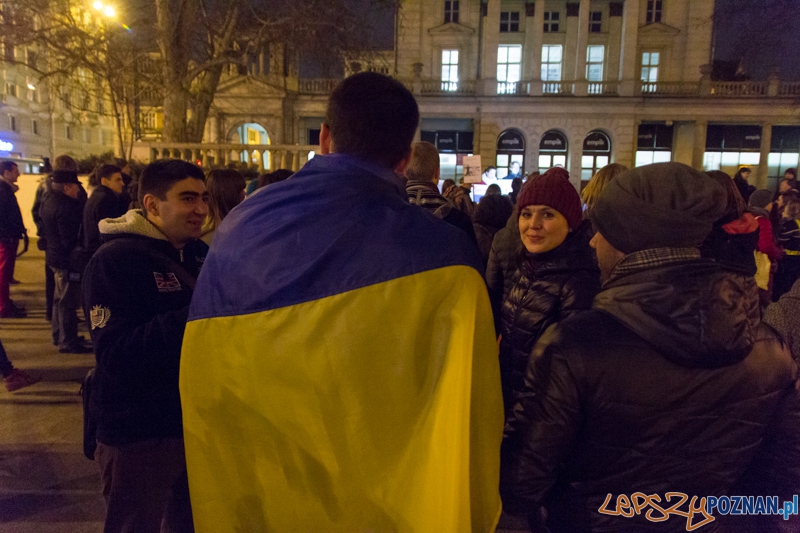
[
  {"x1": 97, "y1": 164, "x2": 122, "y2": 183},
  {"x1": 0, "y1": 161, "x2": 18, "y2": 174},
  {"x1": 139, "y1": 159, "x2": 205, "y2": 206},
  {"x1": 324, "y1": 72, "x2": 419, "y2": 169}
]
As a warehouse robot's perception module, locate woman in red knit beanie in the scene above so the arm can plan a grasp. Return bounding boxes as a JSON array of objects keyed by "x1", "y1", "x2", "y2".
[{"x1": 497, "y1": 167, "x2": 600, "y2": 422}]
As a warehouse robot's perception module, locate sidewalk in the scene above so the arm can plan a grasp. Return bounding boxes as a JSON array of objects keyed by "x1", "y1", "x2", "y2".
[{"x1": 0, "y1": 246, "x2": 104, "y2": 533}]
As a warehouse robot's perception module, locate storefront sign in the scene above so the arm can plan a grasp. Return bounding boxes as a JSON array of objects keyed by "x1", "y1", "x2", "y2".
[
  {"x1": 583, "y1": 131, "x2": 610, "y2": 152},
  {"x1": 497, "y1": 129, "x2": 525, "y2": 152},
  {"x1": 706, "y1": 124, "x2": 762, "y2": 152},
  {"x1": 638, "y1": 124, "x2": 673, "y2": 150},
  {"x1": 540, "y1": 130, "x2": 567, "y2": 152},
  {"x1": 436, "y1": 131, "x2": 458, "y2": 153}
]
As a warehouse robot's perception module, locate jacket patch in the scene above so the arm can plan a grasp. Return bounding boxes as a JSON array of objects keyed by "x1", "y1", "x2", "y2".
[
  {"x1": 90, "y1": 305, "x2": 111, "y2": 330},
  {"x1": 153, "y1": 272, "x2": 182, "y2": 292}
]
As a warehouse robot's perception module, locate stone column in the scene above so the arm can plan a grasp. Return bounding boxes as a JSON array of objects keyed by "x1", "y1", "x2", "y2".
[
  {"x1": 607, "y1": 3, "x2": 623, "y2": 86},
  {"x1": 530, "y1": 1, "x2": 545, "y2": 95},
  {"x1": 523, "y1": 3, "x2": 537, "y2": 81},
  {"x1": 691, "y1": 120, "x2": 707, "y2": 170},
  {"x1": 282, "y1": 151, "x2": 294, "y2": 170},
  {"x1": 757, "y1": 123, "x2": 772, "y2": 190},
  {"x1": 618, "y1": 0, "x2": 640, "y2": 97},
  {"x1": 564, "y1": 4, "x2": 580, "y2": 92},
  {"x1": 481, "y1": 0, "x2": 501, "y2": 96},
  {"x1": 573, "y1": 0, "x2": 591, "y2": 96}
]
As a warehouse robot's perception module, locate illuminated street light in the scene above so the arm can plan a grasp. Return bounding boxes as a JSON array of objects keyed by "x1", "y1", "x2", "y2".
[
  {"x1": 27, "y1": 83, "x2": 36, "y2": 90},
  {"x1": 92, "y1": 1, "x2": 117, "y2": 18},
  {"x1": 104, "y1": 6, "x2": 116, "y2": 17},
  {"x1": 93, "y1": 1, "x2": 103, "y2": 10}
]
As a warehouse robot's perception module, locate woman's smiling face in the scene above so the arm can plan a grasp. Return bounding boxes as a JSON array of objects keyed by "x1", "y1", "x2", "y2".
[{"x1": 518, "y1": 205, "x2": 570, "y2": 254}]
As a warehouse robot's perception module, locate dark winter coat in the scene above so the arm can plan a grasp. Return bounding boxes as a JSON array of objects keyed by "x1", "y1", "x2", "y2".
[
  {"x1": 486, "y1": 210, "x2": 520, "y2": 317},
  {"x1": 699, "y1": 213, "x2": 759, "y2": 276},
  {"x1": 0, "y1": 179, "x2": 24, "y2": 241},
  {"x1": 498, "y1": 225, "x2": 600, "y2": 416},
  {"x1": 83, "y1": 185, "x2": 127, "y2": 254},
  {"x1": 83, "y1": 210, "x2": 208, "y2": 446},
  {"x1": 474, "y1": 223, "x2": 501, "y2": 269},
  {"x1": 39, "y1": 190, "x2": 83, "y2": 270},
  {"x1": 501, "y1": 260, "x2": 800, "y2": 533}
]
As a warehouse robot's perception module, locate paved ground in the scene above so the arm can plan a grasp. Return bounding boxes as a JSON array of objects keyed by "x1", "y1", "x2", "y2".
[
  {"x1": 0, "y1": 247, "x2": 103, "y2": 532},
  {"x1": 0, "y1": 246, "x2": 527, "y2": 532}
]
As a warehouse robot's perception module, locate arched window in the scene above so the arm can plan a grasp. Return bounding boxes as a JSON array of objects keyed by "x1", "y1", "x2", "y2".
[
  {"x1": 539, "y1": 130, "x2": 568, "y2": 173},
  {"x1": 233, "y1": 123, "x2": 271, "y2": 170},
  {"x1": 582, "y1": 130, "x2": 611, "y2": 181},
  {"x1": 496, "y1": 129, "x2": 525, "y2": 179}
]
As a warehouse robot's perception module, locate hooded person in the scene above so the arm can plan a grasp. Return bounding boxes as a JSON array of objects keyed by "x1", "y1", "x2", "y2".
[
  {"x1": 497, "y1": 168, "x2": 600, "y2": 420},
  {"x1": 499, "y1": 162, "x2": 800, "y2": 533}
]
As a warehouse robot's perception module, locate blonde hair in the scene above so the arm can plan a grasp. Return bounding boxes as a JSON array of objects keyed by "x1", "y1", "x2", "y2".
[
  {"x1": 404, "y1": 141, "x2": 440, "y2": 182},
  {"x1": 582, "y1": 163, "x2": 628, "y2": 214}
]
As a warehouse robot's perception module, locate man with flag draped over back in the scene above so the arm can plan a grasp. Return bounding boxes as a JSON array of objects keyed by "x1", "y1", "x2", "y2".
[{"x1": 180, "y1": 72, "x2": 504, "y2": 532}]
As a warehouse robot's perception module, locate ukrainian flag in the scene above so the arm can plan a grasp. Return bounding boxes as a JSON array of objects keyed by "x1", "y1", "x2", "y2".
[{"x1": 181, "y1": 154, "x2": 504, "y2": 532}]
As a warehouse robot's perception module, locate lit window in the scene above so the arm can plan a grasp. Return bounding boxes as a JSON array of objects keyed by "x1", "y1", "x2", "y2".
[
  {"x1": 444, "y1": 0, "x2": 459, "y2": 23},
  {"x1": 586, "y1": 45, "x2": 604, "y2": 94},
  {"x1": 441, "y1": 49, "x2": 459, "y2": 92},
  {"x1": 544, "y1": 11, "x2": 560, "y2": 32},
  {"x1": 541, "y1": 45, "x2": 563, "y2": 93},
  {"x1": 500, "y1": 11, "x2": 520, "y2": 32},
  {"x1": 641, "y1": 52, "x2": 660, "y2": 92},
  {"x1": 497, "y1": 45, "x2": 522, "y2": 94},
  {"x1": 589, "y1": 11, "x2": 602, "y2": 33},
  {"x1": 646, "y1": 0, "x2": 663, "y2": 24}
]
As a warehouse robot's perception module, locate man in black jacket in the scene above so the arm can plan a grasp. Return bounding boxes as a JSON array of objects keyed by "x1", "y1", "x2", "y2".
[
  {"x1": 0, "y1": 161, "x2": 26, "y2": 318},
  {"x1": 83, "y1": 159, "x2": 208, "y2": 533},
  {"x1": 501, "y1": 163, "x2": 800, "y2": 532},
  {"x1": 83, "y1": 164, "x2": 127, "y2": 255},
  {"x1": 40, "y1": 170, "x2": 90, "y2": 353}
]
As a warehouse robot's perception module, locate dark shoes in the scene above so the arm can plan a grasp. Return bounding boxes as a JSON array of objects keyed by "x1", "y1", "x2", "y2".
[
  {"x1": 58, "y1": 343, "x2": 93, "y2": 354},
  {"x1": 4, "y1": 369, "x2": 41, "y2": 392},
  {"x1": 0, "y1": 304, "x2": 27, "y2": 318}
]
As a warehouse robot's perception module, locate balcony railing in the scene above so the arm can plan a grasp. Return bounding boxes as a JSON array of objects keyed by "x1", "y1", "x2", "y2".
[
  {"x1": 292, "y1": 77, "x2": 796, "y2": 99},
  {"x1": 709, "y1": 81, "x2": 768, "y2": 97},
  {"x1": 779, "y1": 82, "x2": 800, "y2": 96},
  {"x1": 640, "y1": 81, "x2": 700, "y2": 96},
  {"x1": 588, "y1": 81, "x2": 620, "y2": 95},
  {"x1": 138, "y1": 142, "x2": 318, "y2": 172},
  {"x1": 420, "y1": 79, "x2": 477, "y2": 95},
  {"x1": 298, "y1": 79, "x2": 339, "y2": 94}
]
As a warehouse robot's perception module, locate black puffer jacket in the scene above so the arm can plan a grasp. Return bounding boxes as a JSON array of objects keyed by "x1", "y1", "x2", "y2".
[
  {"x1": 501, "y1": 260, "x2": 800, "y2": 533},
  {"x1": 499, "y1": 224, "x2": 600, "y2": 416},
  {"x1": 486, "y1": 210, "x2": 520, "y2": 312}
]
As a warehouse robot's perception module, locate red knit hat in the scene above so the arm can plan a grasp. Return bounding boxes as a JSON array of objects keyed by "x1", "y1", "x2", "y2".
[{"x1": 516, "y1": 168, "x2": 582, "y2": 229}]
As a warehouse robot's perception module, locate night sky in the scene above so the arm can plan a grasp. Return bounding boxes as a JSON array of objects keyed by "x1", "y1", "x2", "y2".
[{"x1": 713, "y1": 0, "x2": 800, "y2": 80}]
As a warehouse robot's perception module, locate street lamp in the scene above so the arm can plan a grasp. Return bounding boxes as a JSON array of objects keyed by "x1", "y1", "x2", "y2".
[{"x1": 92, "y1": 1, "x2": 117, "y2": 19}]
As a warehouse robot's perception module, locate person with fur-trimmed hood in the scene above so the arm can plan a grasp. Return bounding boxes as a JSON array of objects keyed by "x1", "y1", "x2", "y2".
[
  {"x1": 501, "y1": 163, "x2": 800, "y2": 533},
  {"x1": 83, "y1": 159, "x2": 209, "y2": 533}
]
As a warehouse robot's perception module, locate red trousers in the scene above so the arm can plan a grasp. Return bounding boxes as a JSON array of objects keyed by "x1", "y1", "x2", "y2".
[{"x1": 0, "y1": 238, "x2": 18, "y2": 311}]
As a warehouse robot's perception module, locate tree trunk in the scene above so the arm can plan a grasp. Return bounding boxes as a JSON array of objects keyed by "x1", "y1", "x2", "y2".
[{"x1": 156, "y1": 0, "x2": 199, "y2": 142}]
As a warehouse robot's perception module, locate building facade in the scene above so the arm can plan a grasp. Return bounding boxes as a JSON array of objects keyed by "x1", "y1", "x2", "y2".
[
  {"x1": 0, "y1": 42, "x2": 118, "y2": 173},
  {"x1": 97, "y1": 0, "x2": 800, "y2": 192}
]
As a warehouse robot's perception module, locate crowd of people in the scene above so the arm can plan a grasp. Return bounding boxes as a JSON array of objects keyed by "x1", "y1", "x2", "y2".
[{"x1": 0, "y1": 71, "x2": 799, "y2": 532}]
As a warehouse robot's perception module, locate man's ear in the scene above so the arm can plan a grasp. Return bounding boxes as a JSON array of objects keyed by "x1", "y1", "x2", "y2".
[
  {"x1": 142, "y1": 194, "x2": 158, "y2": 217},
  {"x1": 320, "y1": 123, "x2": 333, "y2": 155},
  {"x1": 393, "y1": 147, "x2": 413, "y2": 175}
]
